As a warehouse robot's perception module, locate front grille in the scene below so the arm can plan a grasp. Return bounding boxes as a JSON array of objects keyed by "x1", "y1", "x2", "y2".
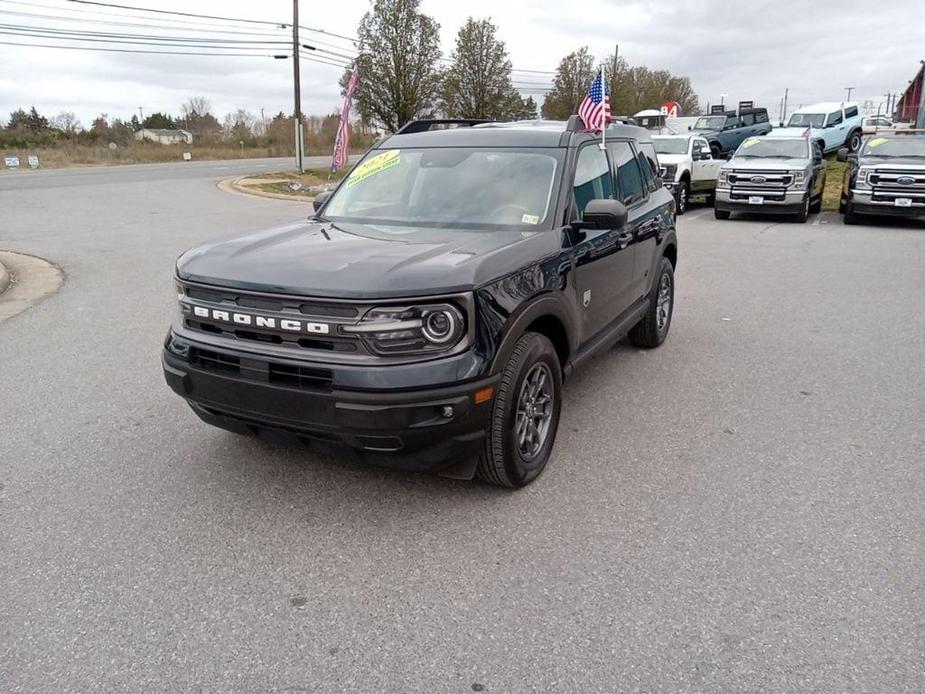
[
  {"x1": 178, "y1": 282, "x2": 369, "y2": 356},
  {"x1": 188, "y1": 347, "x2": 333, "y2": 392},
  {"x1": 728, "y1": 169, "x2": 794, "y2": 190},
  {"x1": 868, "y1": 168, "x2": 925, "y2": 204}
]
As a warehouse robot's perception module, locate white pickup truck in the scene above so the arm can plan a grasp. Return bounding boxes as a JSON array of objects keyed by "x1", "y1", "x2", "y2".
[{"x1": 652, "y1": 135, "x2": 723, "y2": 214}]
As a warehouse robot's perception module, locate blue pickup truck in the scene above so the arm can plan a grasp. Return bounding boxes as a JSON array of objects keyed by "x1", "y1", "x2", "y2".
[{"x1": 690, "y1": 106, "x2": 773, "y2": 158}]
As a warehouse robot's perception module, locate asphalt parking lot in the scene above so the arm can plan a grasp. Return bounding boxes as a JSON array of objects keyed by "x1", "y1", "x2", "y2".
[{"x1": 1, "y1": 165, "x2": 923, "y2": 693}]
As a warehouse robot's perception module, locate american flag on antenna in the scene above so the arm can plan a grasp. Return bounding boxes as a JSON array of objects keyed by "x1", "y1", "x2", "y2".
[
  {"x1": 577, "y1": 70, "x2": 610, "y2": 131},
  {"x1": 331, "y1": 69, "x2": 359, "y2": 172}
]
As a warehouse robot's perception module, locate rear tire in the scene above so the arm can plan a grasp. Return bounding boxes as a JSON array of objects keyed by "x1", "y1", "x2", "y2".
[
  {"x1": 714, "y1": 208, "x2": 731, "y2": 220},
  {"x1": 629, "y1": 257, "x2": 674, "y2": 349},
  {"x1": 475, "y1": 333, "x2": 562, "y2": 488},
  {"x1": 793, "y1": 195, "x2": 809, "y2": 223},
  {"x1": 847, "y1": 130, "x2": 862, "y2": 153},
  {"x1": 710, "y1": 143, "x2": 723, "y2": 160}
]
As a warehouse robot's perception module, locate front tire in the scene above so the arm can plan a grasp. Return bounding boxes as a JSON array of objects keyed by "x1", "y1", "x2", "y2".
[
  {"x1": 629, "y1": 257, "x2": 674, "y2": 349},
  {"x1": 843, "y1": 201, "x2": 859, "y2": 225},
  {"x1": 475, "y1": 333, "x2": 562, "y2": 488},
  {"x1": 714, "y1": 208, "x2": 731, "y2": 220},
  {"x1": 675, "y1": 179, "x2": 690, "y2": 215},
  {"x1": 793, "y1": 195, "x2": 809, "y2": 223}
]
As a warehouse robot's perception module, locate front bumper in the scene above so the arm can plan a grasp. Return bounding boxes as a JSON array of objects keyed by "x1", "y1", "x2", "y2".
[
  {"x1": 162, "y1": 331, "x2": 497, "y2": 475},
  {"x1": 715, "y1": 187, "x2": 807, "y2": 215},
  {"x1": 849, "y1": 190, "x2": 925, "y2": 219}
]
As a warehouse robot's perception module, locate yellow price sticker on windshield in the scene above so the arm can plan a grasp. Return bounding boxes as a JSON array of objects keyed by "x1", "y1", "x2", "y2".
[
  {"x1": 742, "y1": 138, "x2": 760, "y2": 148},
  {"x1": 347, "y1": 150, "x2": 400, "y2": 187},
  {"x1": 868, "y1": 137, "x2": 888, "y2": 148}
]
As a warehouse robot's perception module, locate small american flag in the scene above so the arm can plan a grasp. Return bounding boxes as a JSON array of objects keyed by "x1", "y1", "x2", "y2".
[
  {"x1": 577, "y1": 70, "x2": 610, "y2": 131},
  {"x1": 331, "y1": 69, "x2": 359, "y2": 172}
]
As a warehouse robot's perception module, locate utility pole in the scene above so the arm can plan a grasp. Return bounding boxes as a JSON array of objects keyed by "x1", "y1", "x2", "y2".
[
  {"x1": 612, "y1": 44, "x2": 619, "y2": 111},
  {"x1": 782, "y1": 88, "x2": 789, "y2": 125},
  {"x1": 138, "y1": 106, "x2": 143, "y2": 124},
  {"x1": 844, "y1": 86, "x2": 854, "y2": 102},
  {"x1": 292, "y1": 0, "x2": 303, "y2": 173}
]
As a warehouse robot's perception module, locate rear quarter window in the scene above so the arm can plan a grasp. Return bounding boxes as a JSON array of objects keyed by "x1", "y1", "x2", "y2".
[{"x1": 845, "y1": 106, "x2": 859, "y2": 119}]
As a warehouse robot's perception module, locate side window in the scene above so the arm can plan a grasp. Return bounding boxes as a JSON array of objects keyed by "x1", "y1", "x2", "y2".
[
  {"x1": 572, "y1": 145, "x2": 614, "y2": 219},
  {"x1": 696, "y1": 139, "x2": 711, "y2": 157},
  {"x1": 845, "y1": 106, "x2": 859, "y2": 119},
  {"x1": 755, "y1": 111, "x2": 769, "y2": 124},
  {"x1": 740, "y1": 113, "x2": 756, "y2": 126},
  {"x1": 608, "y1": 141, "x2": 646, "y2": 205},
  {"x1": 828, "y1": 111, "x2": 843, "y2": 127},
  {"x1": 638, "y1": 143, "x2": 660, "y2": 191}
]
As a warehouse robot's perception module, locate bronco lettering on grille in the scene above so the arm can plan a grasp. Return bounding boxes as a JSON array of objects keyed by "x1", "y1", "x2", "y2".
[{"x1": 189, "y1": 305, "x2": 330, "y2": 334}]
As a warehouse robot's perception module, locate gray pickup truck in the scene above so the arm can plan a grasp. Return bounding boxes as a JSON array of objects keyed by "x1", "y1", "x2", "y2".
[{"x1": 714, "y1": 135, "x2": 827, "y2": 223}]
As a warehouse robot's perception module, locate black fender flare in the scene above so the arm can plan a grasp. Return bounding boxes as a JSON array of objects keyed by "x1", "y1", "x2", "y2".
[{"x1": 488, "y1": 294, "x2": 578, "y2": 376}]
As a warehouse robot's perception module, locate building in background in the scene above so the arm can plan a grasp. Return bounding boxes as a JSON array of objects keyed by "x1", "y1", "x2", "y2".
[
  {"x1": 895, "y1": 61, "x2": 924, "y2": 127},
  {"x1": 134, "y1": 128, "x2": 193, "y2": 145}
]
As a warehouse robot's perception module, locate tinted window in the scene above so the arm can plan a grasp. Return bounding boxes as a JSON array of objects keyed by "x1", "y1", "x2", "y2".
[
  {"x1": 608, "y1": 141, "x2": 646, "y2": 205},
  {"x1": 827, "y1": 111, "x2": 843, "y2": 127},
  {"x1": 740, "y1": 113, "x2": 755, "y2": 126},
  {"x1": 572, "y1": 146, "x2": 614, "y2": 218},
  {"x1": 755, "y1": 111, "x2": 769, "y2": 124},
  {"x1": 845, "y1": 106, "x2": 859, "y2": 118},
  {"x1": 639, "y1": 143, "x2": 660, "y2": 190}
]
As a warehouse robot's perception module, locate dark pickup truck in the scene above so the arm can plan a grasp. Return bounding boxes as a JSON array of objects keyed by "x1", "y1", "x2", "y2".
[
  {"x1": 690, "y1": 106, "x2": 773, "y2": 158},
  {"x1": 162, "y1": 118, "x2": 678, "y2": 487}
]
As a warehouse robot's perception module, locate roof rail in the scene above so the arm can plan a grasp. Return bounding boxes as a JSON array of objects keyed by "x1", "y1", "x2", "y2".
[{"x1": 394, "y1": 119, "x2": 493, "y2": 135}]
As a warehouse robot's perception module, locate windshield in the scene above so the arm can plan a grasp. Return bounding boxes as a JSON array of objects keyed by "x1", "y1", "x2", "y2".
[
  {"x1": 693, "y1": 116, "x2": 725, "y2": 130},
  {"x1": 862, "y1": 136, "x2": 925, "y2": 157},
  {"x1": 653, "y1": 138, "x2": 690, "y2": 155},
  {"x1": 322, "y1": 147, "x2": 562, "y2": 230},
  {"x1": 787, "y1": 113, "x2": 825, "y2": 128},
  {"x1": 735, "y1": 138, "x2": 808, "y2": 158}
]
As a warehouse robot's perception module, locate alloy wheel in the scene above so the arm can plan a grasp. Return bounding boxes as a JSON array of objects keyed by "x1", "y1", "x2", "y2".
[
  {"x1": 515, "y1": 362, "x2": 554, "y2": 462},
  {"x1": 656, "y1": 271, "x2": 672, "y2": 331}
]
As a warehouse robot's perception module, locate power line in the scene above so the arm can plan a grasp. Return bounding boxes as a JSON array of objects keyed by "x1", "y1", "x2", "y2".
[
  {"x1": 0, "y1": 38, "x2": 282, "y2": 56},
  {"x1": 1, "y1": 28, "x2": 288, "y2": 50},
  {"x1": 1, "y1": 23, "x2": 289, "y2": 44},
  {"x1": 66, "y1": 0, "x2": 287, "y2": 27}
]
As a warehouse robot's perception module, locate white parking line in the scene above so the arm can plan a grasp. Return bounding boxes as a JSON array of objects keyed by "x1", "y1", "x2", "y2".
[{"x1": 685, "y1": 209, "x2": 711, "y2": 221}]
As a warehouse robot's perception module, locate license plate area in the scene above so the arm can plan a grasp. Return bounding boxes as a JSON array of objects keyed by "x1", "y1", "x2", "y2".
[
  {"x1": 748, "y1": 196, "x2": 764, "y2": 205},
  {"x1": 895, "y1": 198, "x2": 912, "y2": 208}
]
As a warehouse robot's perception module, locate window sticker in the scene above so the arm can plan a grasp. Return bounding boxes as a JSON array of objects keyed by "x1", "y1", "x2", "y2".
[
  {"x1": 741, "y1": 138, "x2": 759, "y2": 148},
  {"x1": 521, "y1": 214, "x2": 540, "y2": 225},
  {"x1": 346, "y1": 150, "x2": 401, "y2": 187},
  {"x1": 868, "y1": 137, "x2": 888, "y2": 148}
]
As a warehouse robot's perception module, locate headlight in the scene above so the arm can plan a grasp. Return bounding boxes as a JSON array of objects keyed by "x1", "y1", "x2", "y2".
[
  {"x1": 791, "y1": 170, "x2": 806, "y2": 185},
  {"x1": 662, "y1": 164, "x2": 677, "y2": 181},
  {"x1": 718, "y1": 170, "x2": 729, "y2": 184},
  {"x1": 342, "y1": 302, "x2": 467, "y2": 356},
  {"x1": 857, "y1": 168, "x2": 872, "y2": 188}
]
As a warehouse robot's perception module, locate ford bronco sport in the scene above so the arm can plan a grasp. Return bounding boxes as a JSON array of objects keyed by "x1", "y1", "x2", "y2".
[{"x1": 162, "y1": 118, "x2": 678, "y2": 488}]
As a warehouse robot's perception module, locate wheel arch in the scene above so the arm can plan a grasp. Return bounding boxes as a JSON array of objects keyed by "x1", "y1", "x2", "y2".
[{"x1": 488, "y1": 295, "x2": 576, "y2": 377}]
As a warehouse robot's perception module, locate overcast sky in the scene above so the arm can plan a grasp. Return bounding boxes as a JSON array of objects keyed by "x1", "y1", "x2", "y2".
[{"x1": 0, "y1": 0, "x2": 922, "y2": 128}]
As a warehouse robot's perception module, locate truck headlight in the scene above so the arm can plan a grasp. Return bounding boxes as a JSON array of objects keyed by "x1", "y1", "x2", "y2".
[
  {"x1": 718, "y1": 170, "x2": 729, "y2": 185},
  {"x1": 791, "y1": 170, "x2": 806, "y2": 186},
  {"x1": 662, "y1": 164, "x2": 677, "y2": 181},
  {"x1": 343, "y1": 302, "x2": 467, "y2": 356},
  {"x1": 857, "y1": 168, "x2": 872, "y2": 188}
]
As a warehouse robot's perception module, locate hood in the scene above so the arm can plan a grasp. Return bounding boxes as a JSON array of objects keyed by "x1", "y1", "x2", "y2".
[
  {"x1": 176, "y1": 218, "x2": 561, "y2": 299},
  {"x1": 858, "y1": 157, "x2": 925, "y2": 169},
  {"x1": 772, "y1": 126, "x2": 820, "y2": 138},
  {"x1": 656, "y1": 153, "x2": 686, "y2": 166},
  {"x1": 723, "y1": 157, "x2": 809, "y2": 171}
]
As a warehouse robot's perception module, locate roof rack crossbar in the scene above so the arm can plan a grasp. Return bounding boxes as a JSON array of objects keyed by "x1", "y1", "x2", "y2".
[{"x1": 395, "y1": 119, "x2": 493, "y2": 135}]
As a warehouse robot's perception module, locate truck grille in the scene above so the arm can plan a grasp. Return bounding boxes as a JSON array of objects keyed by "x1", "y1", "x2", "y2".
[
  {"x1": 727, "y1": 169, "x2": 793, "y2": 202},
  {"x1": 189, "y1": 347, "x2": 333, "y2": 392},
  {"x1": 178, "y1": 281, "x2": 369, "y2": 356},
  {"x1": 868, "y1": 168, "x2": 925, "y2": 205}
]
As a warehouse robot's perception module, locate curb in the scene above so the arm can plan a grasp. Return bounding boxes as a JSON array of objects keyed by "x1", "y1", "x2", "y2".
[
  {"x1": 218, "y1": 175, "x2": 316, "y2": 203},
  {"x1": 0, "y1": 256, "x2": 9, "y2": 296},
  {"x1": 0, "y1": 251, "x2": 65, "y2": 322}
]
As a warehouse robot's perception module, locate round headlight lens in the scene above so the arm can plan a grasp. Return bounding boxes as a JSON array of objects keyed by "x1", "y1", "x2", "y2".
[{"x1": 422, "y1": 309, "x2": 457, "y2": 344}]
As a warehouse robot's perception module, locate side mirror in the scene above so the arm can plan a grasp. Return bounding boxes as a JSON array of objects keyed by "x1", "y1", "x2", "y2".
[
  {"x1": 699, "y1": 146, "x2": 711, "y2": 158},
  {"x1": 312, "y1": 190, "x2": 332, "y2": 212},
  {"x1": 577, "y1": 199, "x2": 628, "y2": 230},
  {"x1": 836, "y1": 148, "x2": 849, "y2": 162}
]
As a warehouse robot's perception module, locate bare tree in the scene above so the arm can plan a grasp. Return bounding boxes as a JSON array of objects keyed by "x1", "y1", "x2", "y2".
[{"x1": 51, "y1": 111, "x2": 82, "y2": 134}]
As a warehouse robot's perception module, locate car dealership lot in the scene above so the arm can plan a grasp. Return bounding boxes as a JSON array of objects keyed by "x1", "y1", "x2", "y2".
[{"x1": 1, "y1": 167, "x2": 923, "y2": 692}]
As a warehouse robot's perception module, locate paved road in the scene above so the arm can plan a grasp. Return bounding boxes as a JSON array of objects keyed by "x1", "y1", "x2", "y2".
[
  {"x1": 1, "y1": 164, "x2": 923, "y2": 693},
  {"x1": 0, "y1": 155, "x2": 337, "y2": 192}
]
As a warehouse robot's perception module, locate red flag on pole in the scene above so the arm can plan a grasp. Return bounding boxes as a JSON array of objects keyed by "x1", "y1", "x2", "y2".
[{"x1": 331, "y1": 69, "x2": 359, "y2": 172}]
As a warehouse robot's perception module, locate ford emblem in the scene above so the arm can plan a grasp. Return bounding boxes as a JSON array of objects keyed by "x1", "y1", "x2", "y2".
[
  {"x1": 896, "y1": 176, "x2": 915, "y2": 186},
  {"x1": 750, "y1": 175, "x2": 767, "y2": 184}
]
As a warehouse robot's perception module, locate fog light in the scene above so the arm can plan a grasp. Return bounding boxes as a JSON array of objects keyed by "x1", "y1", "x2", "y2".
[{"x1": 441, "y1": 405, "x2": 454, "y2": 419}]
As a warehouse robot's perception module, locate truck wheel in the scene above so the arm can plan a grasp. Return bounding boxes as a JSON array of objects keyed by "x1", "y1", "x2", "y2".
[
  {"x1": 629, "y1": 257, "x2": 674, "y2": 349},
  {"x1": 714, "y1": 208, "x2": 731, "y2": 220},
  {"x1": 475, "y1": 332, "x2": 562, "y2": 488},
  {"x1": 710, "y1": 143, "x2": 722, "y2": 159},
  {"x1": 793, "y1": 195, "x2": 809, "y2": 223},
  {"x1": 676, "y1": 180, "x2": 690, "y2": 215},
  {"x1": 847, "y1": 130, "x2": 862, "y2": 153},
  {"x1": 843, "y1": 202, "x2": 859, "y2": 225}
]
